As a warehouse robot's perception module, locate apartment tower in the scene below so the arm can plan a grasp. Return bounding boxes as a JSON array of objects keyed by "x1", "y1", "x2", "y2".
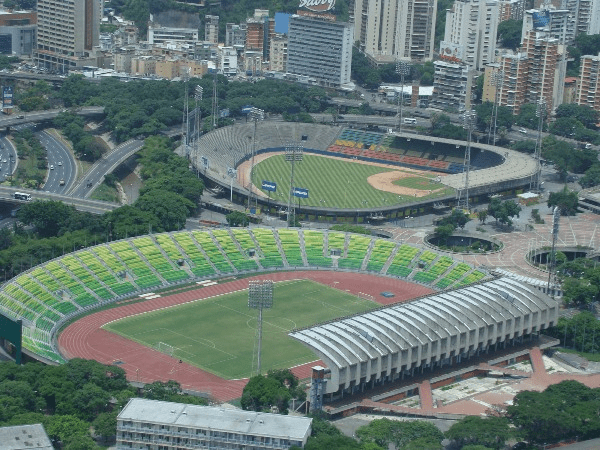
[
  {"x1": 576, "y1": 53, "x2": 600, "y2": 111},
  {"x1": 354, "y1": 0, "x2": 437, "y2": 63},
  {"x1": 443, "y1": 0, "x2": 499, "y2": 70},
  {"x1": 35, "y1": 0, "x2": 102, "y2": 72}
]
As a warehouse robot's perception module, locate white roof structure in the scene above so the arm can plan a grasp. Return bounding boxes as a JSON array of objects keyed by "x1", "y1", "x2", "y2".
[
  {"x1": 290, "y1": 278, "x2": 558, "y2": 394},
  {"x1": 118, "y1": 398, "x2": 312, "y2": 442}
]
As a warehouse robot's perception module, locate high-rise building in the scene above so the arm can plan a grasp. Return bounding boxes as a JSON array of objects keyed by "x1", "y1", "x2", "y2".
[
  {"x1": 499, "y1": 0, "x2": 527, "y2": 20},
  {"x1": 34, "y1": 0, "x2": 102, "y2": 72},
  {"x1": 287, "y1": 14, "x2": 353, "y2": 88},
  {"x1": 430, "y1": 59, "x2": 472, "y2": 111},
  {"x1": 226, "y1": 23, "x2": 247, "y2": 51},
  {"x1": 498, "y1": 30, "x2": 567, "y2": 114},
  {"x1": 576, "y1": 53, "x2": 600, "y2": 111},
  {"x1": 522, "y1": 8, "x2": 571, "y2": 44},
  {"x1": 220, "y1": 46, "x2": 238, "y2": 76},
  {"x1": 443, "y1": 0, "x2": 499, "y2": 70},
  {"x1": 354, "y1": 0, "x2": 437, "y2": 63},
  {"x1": 533, "y1": 0, "x2": 600, "y2": 39},
  {"x1": 269, "y1": 33, "x2": 288, "y2": 73},
  {"x1": 245, "y1": 10, "x2": 275, "y2": 61},
  {"x1": 204, "y1": 15, "x2": 219, "y2": 44}
]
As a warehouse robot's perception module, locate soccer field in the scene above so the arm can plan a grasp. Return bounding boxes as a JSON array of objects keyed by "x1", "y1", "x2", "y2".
[
  {"x1": 103, "y1": 280, "x2": 377, "y2": 379},
  {"x1": 251, "y1": 154, "x2": 452, "y2": 208}
]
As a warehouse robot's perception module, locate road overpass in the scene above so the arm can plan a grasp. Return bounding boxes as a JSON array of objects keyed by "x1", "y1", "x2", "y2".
[
  {"x1": 0, "y1": 107, "x2": 105, "y2": 129},
  {"x1": 0, "y1": 187, "x2": 118, "y2": 214}
]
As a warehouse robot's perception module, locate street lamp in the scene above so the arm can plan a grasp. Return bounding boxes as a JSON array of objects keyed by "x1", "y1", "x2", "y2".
[{"x1": 396, "y1": 60, "x2": 411, "y2": 134}]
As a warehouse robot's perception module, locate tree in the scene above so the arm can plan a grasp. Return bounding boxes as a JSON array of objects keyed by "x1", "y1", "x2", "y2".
[
  {"x1": 16, "y1": 201, "x2": 78, "y2": 238},
  {"x1": 92, "y1": 411, "x2": 118, "y2": 442},
  {"x1": 356, "y1": 419, "x2": 444, "y2": 449},
  {"x1": 134, "y1": 190, "x2": 195, "y2": 231},
  {"x1": 445, "y1": 416, "x2": 511, "y2": 450},
  {"x1": 241, "y1": 375, "x2": 292, "y2": 414},
  {"x1": 226, "y1": 211, "x2": 250, "y2": 227},
  {"x1": 143, "y1": 380, "x2": 182, "y2": 400},
  {"x1": 434, "y1": 224, "x2": 455, "y2": 245},
  {"x1": 580, "y1": 164, "x2": 600, "y2": 188},
  {"x1": 45, "y1": 415, "x2": 90, "y2": 448},
  {"x1": 477, "y1": 210, "x2": 488, "y2": 224},
  {"x1": 497, "y1": 19, "x2": 522, "y2": 50},
  {"x1": 548, "y1": 187, "x2": 578, "y2": 216}
]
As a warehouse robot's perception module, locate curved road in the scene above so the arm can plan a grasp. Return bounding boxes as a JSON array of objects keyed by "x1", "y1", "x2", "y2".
[
  {"x1": 0, "y1": 135, "x2": 17, "y2": 183},
  {"x1": 37, "y1": 131, "x2": 76, "y2": 194},
  {"x1": 69, "y1": 139, "x2": 144, "y2": 198}
]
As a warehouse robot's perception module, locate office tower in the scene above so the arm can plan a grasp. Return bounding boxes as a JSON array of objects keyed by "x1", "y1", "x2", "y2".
[
  {"x1": 269, "y1": 33, "x2": 288, "y2": 72},
  {"x1": 443, "y1": 0, "x2": 499, "y2": 70},
  {"x1": 576, "y1": 53, "x2": 600, "y2": 111},
  {"x1": 205, "y1": 15, "x2": 219, "y2": 44},
  {"x1": 35, "y1": 0, "x2": 102, "y2": 72},
  {"x1": 354, "y1": 0, "x2": 437, "y2": 63},
  {"x1": 245, "y1": 10, "x2": 275, "y2": 61},
  {"x1": 287, "y1": 14, "x2": 353, "y2": 88}
]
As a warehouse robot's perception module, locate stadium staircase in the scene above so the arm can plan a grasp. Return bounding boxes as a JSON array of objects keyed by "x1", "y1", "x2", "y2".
[
  {"x1": 297, "y1": 230, "x2": 310, "y2": 267},
  {"x1": 272, "y1": 230, "x2": 290, "y2": 268},
  {"x1": 186, "y1": 232, "x2": 221, "y2": 276},
  {"x1": 381, "y1": 246, "x2": 400, "y2": 275},
  {"x1": 128, "y1": 239, "x2": 173, "y2": 285},
  {"x1": 360, "y1": 239, "x2": 376, "y2": 271}
]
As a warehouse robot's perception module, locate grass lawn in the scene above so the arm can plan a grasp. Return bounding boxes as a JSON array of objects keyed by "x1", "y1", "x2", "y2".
[
  {"x1": 91, "y1": 181, "x2": 119, "y2": 202},
  {"x1": 103, "y1": 279, "x2": 377, "y2": 379},
  {"x1": 251, "y1": 154, "x2": 451, "y2": 209}
]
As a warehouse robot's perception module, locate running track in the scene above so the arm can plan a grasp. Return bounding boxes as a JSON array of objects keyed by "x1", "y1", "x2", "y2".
[{"x1": 58, "y1": 271, "x2": 432, "y2": 402}]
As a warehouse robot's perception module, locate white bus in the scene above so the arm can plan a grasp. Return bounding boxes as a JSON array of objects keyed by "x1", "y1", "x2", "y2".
[
  {"x1": 14, "y1": 192, "x2": 31, "y2": 201},
  {"x1": 403, "y1": 118, "x2": 417, "y2": 124}
]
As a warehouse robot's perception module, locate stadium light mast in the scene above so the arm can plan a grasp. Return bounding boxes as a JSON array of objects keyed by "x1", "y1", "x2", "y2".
[
  {"x1": 247, "y1": 107, "x2": 264, "y2": 212},
  {"x1": 211, "y1": 57, "x2": 218, "y2": 130},
  {"x1": 194, "y1": 86, "x2": 203, "y2": 169},
  {"x1": 458, "y1": 110, "x2": 477, "y2": 211},
  {"x1": 181, "y1": 67, "x2": 190, "y2": 158},
  {"x1": 395, "y1": 60, "x2": 411, "y2": 134},
  {"x1": 531, "y1": 98, "x2": 546, "y2": 192},
  {"x1": 285, "y1": 141, "x2": 303, "y2": 227},
  {"x1": 547, "y1": 206, "x2": 560, "y2": 297},
  {"x1": 248, "y1": 279, "x2": 273, "y2": 376},
  {"x1": 487, "y1": 69, "x2": 503, "y2": 145}
]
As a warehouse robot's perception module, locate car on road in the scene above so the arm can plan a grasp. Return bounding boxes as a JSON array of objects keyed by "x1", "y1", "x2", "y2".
[
  {"x1": 519, "y1": 128, "x2": 527, "y2": 134},
  {"x1": 17, "y1": 115, "x2": 24, "y2": 119},
  {"x1": 59, "y1": 179, "x2": 65, "y2": 186},
  {"x1": 50, "y1": 165, "x2": 54, "y2": 170},
  {"x1": 58, "y1": 161, "x2": 62, "y2": 166}
]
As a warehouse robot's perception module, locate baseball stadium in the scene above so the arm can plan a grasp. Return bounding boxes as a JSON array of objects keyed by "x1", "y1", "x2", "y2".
[
  {"x1": 0, "y1": 123, "x2": 562, "y2": 412},
  {"x1": 194, "y1": 122, "x2": 537, "y2": 221}
]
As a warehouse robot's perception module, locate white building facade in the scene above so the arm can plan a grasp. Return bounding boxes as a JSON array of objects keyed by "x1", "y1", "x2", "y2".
[
  {"x1": 148, "y1": 26, "x2": 199, "y2": 45},
  {"x1": 116, "y1": 399, "x2": 312, "y2": 450},
  {"x1": 354, "y1": 0, "x2": 437, "y2": 62},
  {"x1": 287, "y1": 14, "x2": 353, "y2": 88},
  {"x1": 443, "y1": 0, "x2": 499, "y2": 70}
]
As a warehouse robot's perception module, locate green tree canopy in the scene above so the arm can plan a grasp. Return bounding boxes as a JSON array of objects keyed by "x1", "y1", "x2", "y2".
[
  {"x1": 445, "y1": 416, "x2": 511, "y2": 450},
  {"x1": 497, "y1": 19, "x2": 522, "y2": 50},
  {"x1": 548, "y1": 187, "x2": 578, "y2": 216}
]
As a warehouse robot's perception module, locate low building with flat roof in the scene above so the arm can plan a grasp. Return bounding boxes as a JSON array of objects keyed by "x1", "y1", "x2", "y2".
[
  {"x1": 0, "y1": 424, "x2": 53, "y2": 450},
  {"x1": 117, "y1": 398, "x2": 313, "y2": 450}
]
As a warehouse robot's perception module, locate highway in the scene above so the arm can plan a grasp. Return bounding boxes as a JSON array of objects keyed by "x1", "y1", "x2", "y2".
[
  {"x1": 0, "y1": 107, "x2": 104, "y2": 129},
  {"x1": 37, "y1": 131, "x2": 76, "y2": 194},
  {"x1": 69, "y1": 139, "x2": 144, "y2": 198},
  {"x1": 0, "y1": 135, "x2": 17, "y2": 183}
]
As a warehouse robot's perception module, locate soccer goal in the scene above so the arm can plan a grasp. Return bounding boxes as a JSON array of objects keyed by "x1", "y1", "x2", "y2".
[
  {"x1": 156, "y1": 341, "x2": 175, "y2": 357},
  {"x1": 357, "y1": 292, "x2": 375, "y2": 302}
]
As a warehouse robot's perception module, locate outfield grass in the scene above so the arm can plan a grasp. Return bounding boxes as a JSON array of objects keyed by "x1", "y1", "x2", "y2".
[
  {"x1": 103, "y1": 280, "x2": 377, "y2": 379},
  {"x1": 251, "y1": 154, "x2": 452, "y2": 208}
]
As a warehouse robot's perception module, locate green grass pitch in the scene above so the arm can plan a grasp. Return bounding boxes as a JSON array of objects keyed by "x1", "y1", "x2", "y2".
[
  {"x1": 103, "y1": 280, "x2": 377, "y2": 379},
  {"x1": 251, "y1": 154, "x2": 453, "y2": 208}
]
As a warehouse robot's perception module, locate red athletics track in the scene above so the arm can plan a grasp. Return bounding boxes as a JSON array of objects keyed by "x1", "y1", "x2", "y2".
[{"x1": 58, "y1": 271, "x2": 433, "y2": 402}]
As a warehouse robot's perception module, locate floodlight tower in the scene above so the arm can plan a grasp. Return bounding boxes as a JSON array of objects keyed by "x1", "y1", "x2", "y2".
[
  {"x1": 246, "y1": 107, "x2": 264, "y2": 211},
  {"x1": 285, "y1": 142, "x2": 303, "y2": 227},
  {"x1": 531, "y1": 98, "x2": 546, "y2": 192},
  {"x1": 488, "y1": 70, "x2": 504, "y2": 145},
  {"x1": 395, "y1": 60, "x2": 411, "y2": 134},
  {"x1": 194, "y1": 86, "x2": 203, "y2": 167},
  {"x1": 547, "y1": 206, "x2": 560, "y2": 296},
  {"x1": 248, "y1": 279, "x2": 273, "y2": 375},
  {"x1": 211, "y1": 57, "x2": 218, "y2": 129},
  {"x1": 181, "y1": 67, "x2": 190, "y2": 158},
  {"x1": 458, "y1": 110, "x2": 477, "y2": 211}
]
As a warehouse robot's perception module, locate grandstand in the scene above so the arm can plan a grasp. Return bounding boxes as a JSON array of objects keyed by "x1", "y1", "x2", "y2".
[
  {"x1": 290, "y1": 277, "x2": 559, "y2": 398},
  {"x1": 195, "y1": 122, "x2": 537, "y2": 221},
  {"x1": 0, "y1": 228, "x2": 489, "y2": 365}
]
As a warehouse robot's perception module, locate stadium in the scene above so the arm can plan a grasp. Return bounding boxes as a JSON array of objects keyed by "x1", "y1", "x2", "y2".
[
  {"x1": 195, "y1": 122, "x2": 538, "y2": 221},
  {"x1": 0, "y1": 223, "x2": 559, "y2": 405}
]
